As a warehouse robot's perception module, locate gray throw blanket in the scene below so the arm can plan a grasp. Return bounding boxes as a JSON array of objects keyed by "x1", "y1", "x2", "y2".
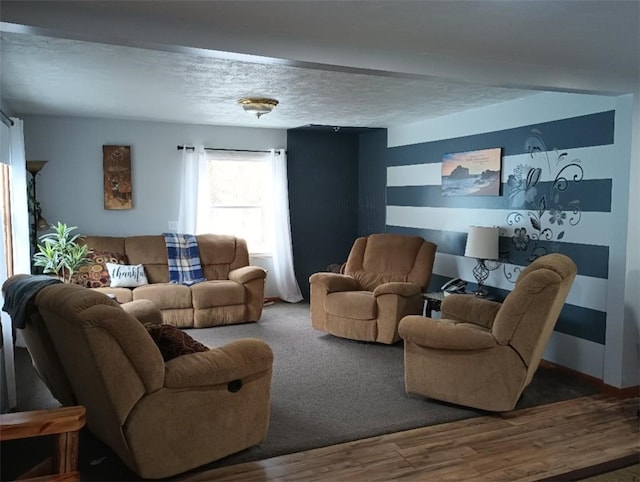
[{"x1": 2, "y1": 275, "x2": 62, "y2": 330}]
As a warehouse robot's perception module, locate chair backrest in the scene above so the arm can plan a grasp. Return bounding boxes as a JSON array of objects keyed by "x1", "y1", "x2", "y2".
[
  {"x1": 344, "y1": 233, "x2": 437, "y2": 291},
  {"x1": 492, "y1": 253, "x2": 577, "y2": 381},
  {"x1": 35, "y1": 283, "x2": 165, "y2": 469},
  {"x1": 2, "y1": 274, "x2": 77, "y2": 406}
]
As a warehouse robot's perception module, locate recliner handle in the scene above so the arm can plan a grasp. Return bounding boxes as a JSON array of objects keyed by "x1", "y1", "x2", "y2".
[{"x1": 227, "y1": 379, "x2": 242, "y2": 393}]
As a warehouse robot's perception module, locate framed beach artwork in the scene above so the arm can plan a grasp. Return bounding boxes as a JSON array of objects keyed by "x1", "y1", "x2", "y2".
[
  {"x1": 441, "y1": 147, "x2": 502, "y2": 196},
  {"x1": 103, "y1": 145, "x2": 132, "y2": 209}
]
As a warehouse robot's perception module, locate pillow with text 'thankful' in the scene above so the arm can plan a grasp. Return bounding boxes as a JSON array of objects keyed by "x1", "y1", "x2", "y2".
[{"x1": 106, "y1": 263, "x2": 149, "y2": 288}]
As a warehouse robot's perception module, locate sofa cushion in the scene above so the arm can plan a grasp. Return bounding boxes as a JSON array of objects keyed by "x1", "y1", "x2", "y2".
[
  {"x1": 192, "y1": 280, "x2": 245, "y2": 309},
  {"x1": 144, "y1": 323, "x2": 209, "y2": 361},
  {"x1": 72, "y1": 250, "x2": 129, "y2": 288},
  {"x1": 132, "y1": 283, "x2": 193, "y2": 309},
  {"x1": 325, "y1": 291, "x2": 377, "y2": 320},
  {"x1": 107, "y1": 263, "x2": 149, "y2": 288}
]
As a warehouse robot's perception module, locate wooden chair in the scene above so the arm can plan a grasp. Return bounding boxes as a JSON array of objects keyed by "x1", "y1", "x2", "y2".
[{"x1": 0, "y1": 405, "x2": 86, "y2": 481}]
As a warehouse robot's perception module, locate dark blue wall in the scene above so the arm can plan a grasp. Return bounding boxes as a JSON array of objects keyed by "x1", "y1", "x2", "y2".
[
  {"x1": 287, "y1": 129, "x2": 359, "y2": 299},
  {"x1": 287, "y1": 127, "x2": 386, "y2": 299},
  {"x1": 358, "y1": 129, "x2": 388, "y2": 236}
]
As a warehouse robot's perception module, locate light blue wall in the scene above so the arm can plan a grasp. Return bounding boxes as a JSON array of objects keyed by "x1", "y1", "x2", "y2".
[
  {"x1": 387, "y1": 92, "x2": 637, "y2": 387},
  {"x1": 21, "y1": 115, "x2": 287, "y2": 296}
]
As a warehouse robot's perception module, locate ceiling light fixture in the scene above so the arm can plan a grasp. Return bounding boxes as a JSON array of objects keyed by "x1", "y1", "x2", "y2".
[{"x1": 237, "y1": 97, "x2": 279, "y2": 118}]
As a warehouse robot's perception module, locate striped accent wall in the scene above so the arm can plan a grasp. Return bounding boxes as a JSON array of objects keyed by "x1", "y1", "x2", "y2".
[{"x1": 386, "y1": 111, "x2": 615, "y2": 349}]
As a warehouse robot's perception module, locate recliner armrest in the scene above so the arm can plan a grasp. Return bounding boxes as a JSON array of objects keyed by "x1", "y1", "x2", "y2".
[
  {"x1": 309, "y1": 272, "x2": 359, "y2": 292},
  {"x1": 373, "y1": 282, "x2": 421, "y2": 297},
  {"x1": 163, "y1": 338, "x2": 273, "y2": 388},
  {"x1": 228, "y1": 266, "x2": 267, "y2": 284},
  {"x1": 441, "y1": 294, "x2": 502, "y2": 329},
  {"x1": 399, "y1": 315, "x2": 497, "y2": 350}
]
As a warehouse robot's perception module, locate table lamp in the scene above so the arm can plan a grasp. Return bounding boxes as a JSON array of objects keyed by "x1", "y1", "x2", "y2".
[{"x1": 464, "y1": 226, "x2": 499, "y2": 296}]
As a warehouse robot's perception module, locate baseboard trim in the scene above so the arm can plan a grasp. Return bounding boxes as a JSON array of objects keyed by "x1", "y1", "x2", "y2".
[{"x1": 540, "y1": 359, "x2": 640, "y2": 399}]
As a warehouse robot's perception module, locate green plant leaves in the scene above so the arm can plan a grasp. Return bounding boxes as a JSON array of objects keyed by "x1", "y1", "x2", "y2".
[{"x1": 32, "y1": 222, "x2": 90, "y2": 282}]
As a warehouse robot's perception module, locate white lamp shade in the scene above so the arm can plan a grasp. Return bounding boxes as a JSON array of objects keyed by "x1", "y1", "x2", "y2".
[{"x1": 464, "y1": 226, "x2": 499, "y2": 260}]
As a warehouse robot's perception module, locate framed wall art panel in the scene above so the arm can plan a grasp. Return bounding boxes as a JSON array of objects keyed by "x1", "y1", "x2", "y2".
[
  {"x1": 103, "y1": 145, "x2": 132, "y2": 210},
  {"x1": 441, "y1": 147, "x2": 502, "y2": 197}
]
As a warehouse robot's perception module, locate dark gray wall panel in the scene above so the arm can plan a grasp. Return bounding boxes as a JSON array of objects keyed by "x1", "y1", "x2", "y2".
[
  {"x1": 387, "y1": 179, "x2": 612, "y2": 212},
  {"x1": 358, "y1": 129, "x2": 387, "y2": 236},
  {"x1": 387, "y1": 225, "x2": 609, "y2": 279},
  {"x1": 287, "y1": 129, "x2": 360, "y2": 299},
  {"x1": 388, "y1": 111, "x2": 615, "y2": 167}
]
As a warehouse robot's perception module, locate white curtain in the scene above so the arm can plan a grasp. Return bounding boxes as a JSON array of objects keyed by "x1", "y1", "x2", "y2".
[
  {"x1": 7, "y1": 119, "x2": 30, "y2": 275},
  {"x1": 268, "y1": 149, "x2": 303, "y2": 302},
  {"x1": 177, "y1": 146, "x2": 206, "y2": 234},
  {"x1": 0, "y1": 117, "x2": 29, "y2": 411}
]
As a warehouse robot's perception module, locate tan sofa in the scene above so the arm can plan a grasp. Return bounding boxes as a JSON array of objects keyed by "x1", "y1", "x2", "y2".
[
  {"x1": 9, "y1": 279, "x2": 274, "y2": 479},
  {"x1": 398, "y1": 253, "x2": 577, "y2": 411},
  {"x1": 79, "y1": 234, "x2": 267, "y2": 328}
]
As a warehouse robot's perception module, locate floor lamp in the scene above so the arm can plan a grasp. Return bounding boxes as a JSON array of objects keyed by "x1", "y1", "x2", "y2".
[{"x1": 26, "y1": 160, "x2": 49, "y2": 269}]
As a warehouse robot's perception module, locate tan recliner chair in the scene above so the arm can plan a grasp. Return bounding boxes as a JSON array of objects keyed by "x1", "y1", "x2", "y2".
[
  {"x1": 2, "y1": 274, "x2": 164, "y2": 408},
  {"x1": 398, "y1": 253, "x2": 577, "y2": 412},
  {"x1": 30, "y1": 282, "x2": 273, "y2": 479},
  {"x1": 309, "y1": 233, "x2": 437, "y2": 344}
]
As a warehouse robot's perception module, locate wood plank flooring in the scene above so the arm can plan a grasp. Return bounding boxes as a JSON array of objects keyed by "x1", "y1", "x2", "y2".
[{"x1": 181, "y1": 394, "x2": 639, "y2": 482}]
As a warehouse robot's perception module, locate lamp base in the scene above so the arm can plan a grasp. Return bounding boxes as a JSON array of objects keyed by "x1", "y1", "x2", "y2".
[
  {"x1": 472, "y1": 258, "x2": 491, "y2": 298},
  {"x1": 473, "y1": 288, "x2": 489, "y2": 297}
]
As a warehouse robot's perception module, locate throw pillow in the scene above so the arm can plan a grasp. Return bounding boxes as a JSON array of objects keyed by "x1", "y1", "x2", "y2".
[
  {"x1": 144, "y1": 323, "x2": 209, "y2": 361},
  {"x1": 106, "y1": 263, "x2": 149, "y2": 288},
  {"x1": 71, "y1": 250, "x2": 129, "y2": 288}
]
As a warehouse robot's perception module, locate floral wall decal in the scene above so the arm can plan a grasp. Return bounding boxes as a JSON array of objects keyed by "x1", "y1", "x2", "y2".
[{"x1": 502, "y1": 129, "x2": 584, "y2": 282}]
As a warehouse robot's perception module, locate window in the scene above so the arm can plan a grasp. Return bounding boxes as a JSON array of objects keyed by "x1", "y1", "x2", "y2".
[{"x1": 200, "y1": 150, "x2": 271, "y2": 255}]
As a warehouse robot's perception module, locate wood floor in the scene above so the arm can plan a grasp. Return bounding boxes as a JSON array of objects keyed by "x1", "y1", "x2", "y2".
[{"x1": 181, "y1": 394, "x2": 639, "y2": 482}]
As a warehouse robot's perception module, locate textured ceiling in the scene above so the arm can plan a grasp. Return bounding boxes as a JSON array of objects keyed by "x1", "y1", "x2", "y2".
[
  {"x1": 0, "y1": 32, "x2": 537, "y2": 129},
  {"x1": 1, "y1": 1, "x2": 637, "y2": 130}
]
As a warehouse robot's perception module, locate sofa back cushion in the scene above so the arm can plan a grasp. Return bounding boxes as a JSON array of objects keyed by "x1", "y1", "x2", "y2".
[
  {"x1": 83, "y1": 236, "x2": 126, "y2": 253},
  {"x1": 197, "y1": 234, "x2": 249, "y2": 279},
  {"x1": 126, "y1": 236, "x2": 171, "y2": 283},
  {"x1": 83, "y1": 234, "x2": 250, "y2": 285}
]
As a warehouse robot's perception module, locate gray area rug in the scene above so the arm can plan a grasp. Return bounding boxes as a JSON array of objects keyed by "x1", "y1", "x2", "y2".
[{"x1": 8, "y1": 301, "x2": 598, "y2": 481}]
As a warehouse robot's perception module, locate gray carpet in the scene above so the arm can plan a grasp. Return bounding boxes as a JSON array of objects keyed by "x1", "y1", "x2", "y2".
[{"x1": 5, "y1": 301, "x2": 598, "y2": 481}]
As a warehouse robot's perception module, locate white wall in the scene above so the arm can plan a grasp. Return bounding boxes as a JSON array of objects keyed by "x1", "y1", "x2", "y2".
[
  {"x1": 388, "y1": 91, "x2": 638, "y2": 387},
  {"x1": 22, "y1": 115, "x2": 287, "y2": 297}
]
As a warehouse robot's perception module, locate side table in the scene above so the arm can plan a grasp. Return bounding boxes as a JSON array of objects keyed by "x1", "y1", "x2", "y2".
[
  {"x1": 422, "y1": 291, "x2": 494, "y2": 317},
  {"x1": 422, "y1": 291, "x2": 446, "y2": 317}
]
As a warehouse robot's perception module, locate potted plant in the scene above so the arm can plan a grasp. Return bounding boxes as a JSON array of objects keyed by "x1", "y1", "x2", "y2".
[{"x1": 32, "y1": 222, "x2": 91, "y2": 282}]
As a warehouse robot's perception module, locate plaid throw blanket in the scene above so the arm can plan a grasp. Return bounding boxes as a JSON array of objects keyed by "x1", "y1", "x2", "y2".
[{"x1": 163, "y1": 233, "x2": 207, "y2": 286}]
